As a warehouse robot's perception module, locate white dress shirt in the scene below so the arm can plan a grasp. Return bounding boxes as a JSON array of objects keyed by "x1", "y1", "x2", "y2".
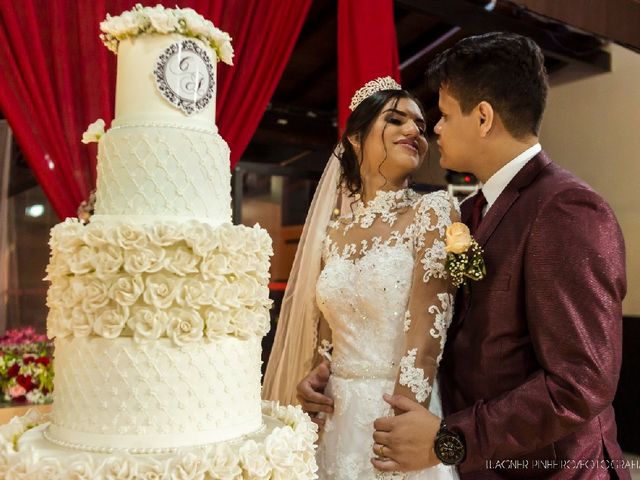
[{"x1": 481, "y1": 143, "x2": 542, "y2": 215}]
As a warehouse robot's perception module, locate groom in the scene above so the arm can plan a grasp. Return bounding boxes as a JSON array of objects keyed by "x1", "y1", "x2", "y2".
[{"x1": 370, "y1": 33, "x2": 629, "y2": 479}]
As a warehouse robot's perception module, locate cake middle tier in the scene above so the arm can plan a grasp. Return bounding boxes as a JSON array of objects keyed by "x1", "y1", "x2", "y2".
[
  {"x1": 93, "y1": 125, "x2": 231, "y2": 224},
  {"x1": 48, "y1": 335, "x2": 263, "y2": 452}
]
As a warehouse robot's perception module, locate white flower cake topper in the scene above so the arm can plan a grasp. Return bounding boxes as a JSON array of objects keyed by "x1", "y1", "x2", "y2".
[
  {"x1": 349, "y1": 76, "x2": 402, "y2": 111},
  {"x1": 100, "y1": 4, "x2": 234, "y2": 65},
  {"x1": 81, "y1": 119, "x2": 105, "y2": 144}
]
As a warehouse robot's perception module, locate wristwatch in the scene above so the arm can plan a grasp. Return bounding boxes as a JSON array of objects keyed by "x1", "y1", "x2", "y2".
[{"x1": 434, "y1": 420, "x2": 466, "y2": 465}]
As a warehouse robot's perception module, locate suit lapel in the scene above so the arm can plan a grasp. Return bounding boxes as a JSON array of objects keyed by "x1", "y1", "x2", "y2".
[
  {"x1": 453, "y1": 152, "x2": 551, "y2": 326},
  {"x1": 475, "y1": 151, "x2": 551, "y2": 247}
]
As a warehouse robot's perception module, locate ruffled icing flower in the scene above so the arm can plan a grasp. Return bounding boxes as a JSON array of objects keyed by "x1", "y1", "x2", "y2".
[
  {"x1": 217, "y1": 223, "x2": 244, "y2": 252},
  {"x1": 127, "y1": 307, "x2": 168, "y2": 345},
  {"x1": 50, "y1": 219, "x2": 85, "y2": 253},
  {"x1": 4, "y1": 460, "x2": 29, "y2": 478},
  {"x1": 95, "y1": 455, "x2": 137, "y2": 479},
  {"x1": 229, "y1": 308, "x2": 270, "y2": 338},
  {"x1": 28, "y1": 457, "x2": 63, "y2": 479},
  {"x1": 135, "y1": 459, "x2": 166, "y2": 480},
  {"x1": 70, "y1": 306, "x2": 94, "y2": 337},
  {"x1": 200, "y1": 252, "x2": 231, "y2": 280},
  {"x1": 123, "y1": 245, "x2": 165, "y2": 275},
  {"x1": 147, "y1": 223, "x2": 182, "y2": 247},
  {"x1": 166, "y1": 308, "x2": 204, "y2": 346},
  {"x1": 92, "y1": 244, "x2": 124, "y2": 278},
  {"x1": 46, "y1": 277, "x2": 69, "y2": 310},
  {"x1": 217, "y1": 281, "x2": 242, "y2": 310},
  {"x1": 163, "y1": 246, "x2": 200, "y2": 276},
  {"x1": 235, "y1": 276, "x2": 261, "y2": 307},
  {"x1": 66, "y1": 454, "x2": 97, "y2": 480},
  {"x1": 265, "y1": 426, "x2": 299, "y2": 471},
  {"x1": 239, "y1": 440, "x2": 272, "y2": 480},
  {"x1": 93, "y1": 306, "x2": 128, "y2": 339},
  {"x1": 82, "y1": 224, "x2": 114, "y2": 248},
  {"x1": 177, "y1": 278, "x2": 216, "y2": 307},
  {"x1": 45, "y1": 252, "x2": 70, "y2": 279},
  {"x1": 81, "y1": 278, "x2": 111, "y2": 313},
  {"x1": 66, "y1": 277, "x2": 87, "y2": 309},
  {"x1": 143, "y1": 274, "x2": 182, "y2": 309},
  {"x1": 67, "y1": 245, "x2": 94, "y2": 275},
  {"x1": 206, "y1": 443, "x2": 242, "y2": 479},
  {"x1": 203, "y1": 308, "x2": 233, "y2": 339},
  {"x1": 47, "y1": 307, "x2": 70, "y2": 339},
  {"x1": 182, "y1": 221, "x2": 217, "y2": 257},
  {"x1": 109, "y1": 275, "x2": 145, "y2": 307},
  {"x1": 115, "y1": 224, "x2": 148, "y2": 250},
  {"x1": 167, "y1": 451, "x2": 208, "y2": 480}
]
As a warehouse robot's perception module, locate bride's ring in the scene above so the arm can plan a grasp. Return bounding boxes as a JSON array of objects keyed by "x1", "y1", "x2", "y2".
[{"x1": 378, "y1": 444, "x2": 386, "y2": 457}]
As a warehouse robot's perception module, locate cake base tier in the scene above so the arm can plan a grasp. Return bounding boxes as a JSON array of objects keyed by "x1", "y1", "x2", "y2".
[
  {"x1": 50, "y1": 336, "x2": 263, "y2": 451},
  {"x1": 1, "y1": 402, "x2": 318, "y2": 479}
]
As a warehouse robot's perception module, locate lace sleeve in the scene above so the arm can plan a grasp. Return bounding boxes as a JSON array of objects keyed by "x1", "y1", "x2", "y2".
[{"x1": 392, "y1": 192, "x2": 459, "y2": 407}]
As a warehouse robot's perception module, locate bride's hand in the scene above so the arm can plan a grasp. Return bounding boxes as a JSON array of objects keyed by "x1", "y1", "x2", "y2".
[
  {"x1": 371, "y1": 393, "x2": 441, "y2": 472},
  {"x1": 296, "y1": 361, "x2": 334, "y2": 427}
]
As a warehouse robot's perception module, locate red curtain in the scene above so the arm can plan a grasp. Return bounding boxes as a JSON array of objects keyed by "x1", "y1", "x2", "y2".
[
  {"x1": 337, "y1": 0, "x2": 400, "y2": 131},
  {"x1": 0, "y1": 0, "x2": 311, "y2": 219}
]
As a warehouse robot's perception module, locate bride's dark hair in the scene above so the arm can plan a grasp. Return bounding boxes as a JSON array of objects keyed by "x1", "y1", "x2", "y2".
[{"x1": 336, "y1": 89, "x2": 425, "y2": 198}]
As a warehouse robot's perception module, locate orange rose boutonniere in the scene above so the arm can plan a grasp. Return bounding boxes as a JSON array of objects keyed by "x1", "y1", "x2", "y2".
[{"x1": 444, "y1": 222, "x2": 486, "y2": 288}]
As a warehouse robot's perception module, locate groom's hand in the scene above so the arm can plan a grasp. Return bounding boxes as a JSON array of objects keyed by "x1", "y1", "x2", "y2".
[
  {"x1": 296, "y1": 361, "x2": 333, "y2": 427},
  {"x1": 371, "y1": 393, "x2": 441, "y2": 472}
]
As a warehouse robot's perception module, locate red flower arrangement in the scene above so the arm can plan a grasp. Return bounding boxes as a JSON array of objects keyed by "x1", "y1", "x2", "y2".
[{"x1": 0, "y1": 327, "x2": 53, "y2": 405}]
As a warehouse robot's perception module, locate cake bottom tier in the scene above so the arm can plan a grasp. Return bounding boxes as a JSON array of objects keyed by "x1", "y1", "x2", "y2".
[
  {"x1": 50, "y1": 336, "x2": 263, "y2": 452},
  {"x1": 1, "y1": 403, "x2": 318, "y2": 479}
]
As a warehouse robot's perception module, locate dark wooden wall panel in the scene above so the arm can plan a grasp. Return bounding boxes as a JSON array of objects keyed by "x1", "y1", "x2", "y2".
[{"x1": 512, "y1": 0, "x2": 640, "y2": 50}]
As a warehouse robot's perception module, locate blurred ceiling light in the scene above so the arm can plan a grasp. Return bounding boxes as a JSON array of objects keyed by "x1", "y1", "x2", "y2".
[{"x1": 25, "y1": 204, "x2": 45, "y2": 218}]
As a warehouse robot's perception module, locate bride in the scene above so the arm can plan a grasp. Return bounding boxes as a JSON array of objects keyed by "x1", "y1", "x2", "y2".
[{"x1": 264, "y1": 77, "x2": 459, "y2": 480}]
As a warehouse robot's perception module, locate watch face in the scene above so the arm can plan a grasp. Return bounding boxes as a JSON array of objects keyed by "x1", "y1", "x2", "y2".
[
  {"x1": 437, "y1": 434, "x2": 465, "y2": 465},
  {"x1": 154, "y1": 39, "x2": 215, "y2": 115}
]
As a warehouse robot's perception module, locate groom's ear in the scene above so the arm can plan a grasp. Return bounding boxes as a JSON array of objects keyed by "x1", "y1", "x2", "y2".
[{"x1": 477, "y1": 101, "x2": 495, "y2": 137}]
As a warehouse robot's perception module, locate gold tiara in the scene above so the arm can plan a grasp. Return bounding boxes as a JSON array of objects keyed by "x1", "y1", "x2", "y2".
[{"x1": 348, "y1": 76, "x2": 402, "y2": 111}]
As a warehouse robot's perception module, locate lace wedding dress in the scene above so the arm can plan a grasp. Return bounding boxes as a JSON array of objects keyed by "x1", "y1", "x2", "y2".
[{"x1": 315, "y1": 188, "x2": 460, "y2": 480}]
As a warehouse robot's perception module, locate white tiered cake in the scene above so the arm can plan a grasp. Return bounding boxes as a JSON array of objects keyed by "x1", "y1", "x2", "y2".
[{"x1": 0, "y1": 5, "x2": 317, "y2": 479}]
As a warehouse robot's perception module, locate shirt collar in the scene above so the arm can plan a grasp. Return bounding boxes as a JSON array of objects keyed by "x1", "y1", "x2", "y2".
[{"x1": 482, "y1": 143, "x2": 542, "y2": 210}]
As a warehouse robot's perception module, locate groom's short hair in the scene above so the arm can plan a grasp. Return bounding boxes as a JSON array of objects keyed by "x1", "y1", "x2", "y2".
[{"x1": 427, "y1": 32, "x2": 549, "y2": 138}]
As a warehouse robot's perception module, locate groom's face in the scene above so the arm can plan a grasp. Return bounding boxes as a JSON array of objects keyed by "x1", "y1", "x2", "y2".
[{"x1": 434, "y1": 87, "x2": 479, "y2": 174}]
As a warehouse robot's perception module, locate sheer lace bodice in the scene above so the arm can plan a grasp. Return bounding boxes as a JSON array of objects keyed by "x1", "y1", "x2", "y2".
[{"x1": 314, "y1": 189, "x2": 460, "y2": 479}]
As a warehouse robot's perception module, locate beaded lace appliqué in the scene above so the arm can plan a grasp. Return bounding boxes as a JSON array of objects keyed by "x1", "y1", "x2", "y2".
[
  {"x1": 399, "y1": 348, "x2": 432, "y2": 403},
  {"x1": 324, "y1": 190, "x2": 454, "y2": 263},
  {"x1": 340, "y1": 189, "x2": 420, "y2": 232},
  {"x1": 421, "y1": 238, "x2": 447, "y2": 282},
  {"x1": 429, "y1": 293, "x2": 454, "y2": 365},
  {"x1": 403, "y1": 310, "x2": 412, "y2": 332}
]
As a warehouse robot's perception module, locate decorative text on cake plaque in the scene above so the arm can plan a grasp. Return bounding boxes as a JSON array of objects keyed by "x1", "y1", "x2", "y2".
[{"x1": 154, "y1": 39, "x2": 215, "y2": 116}]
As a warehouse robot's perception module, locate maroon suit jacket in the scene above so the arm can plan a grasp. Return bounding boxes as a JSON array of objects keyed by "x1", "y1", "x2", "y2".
[{"x1": 440, "y1": 152, "x2": 629, "y2": 479}]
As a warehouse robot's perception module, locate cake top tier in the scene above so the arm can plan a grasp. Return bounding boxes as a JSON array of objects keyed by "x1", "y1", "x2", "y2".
[{"x1": 100, "y1": 4, "x2": 233, "y2": 65}]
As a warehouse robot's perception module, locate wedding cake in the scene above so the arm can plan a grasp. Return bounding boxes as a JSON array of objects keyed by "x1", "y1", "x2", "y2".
[{"x1": 0, "y1": 5, "x2": 317, "y2": 478}]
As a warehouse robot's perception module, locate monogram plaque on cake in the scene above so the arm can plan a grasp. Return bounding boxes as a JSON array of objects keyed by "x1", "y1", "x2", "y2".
[{"x1": 154, "y1": 39, "x2": 215, "y2": 115}]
